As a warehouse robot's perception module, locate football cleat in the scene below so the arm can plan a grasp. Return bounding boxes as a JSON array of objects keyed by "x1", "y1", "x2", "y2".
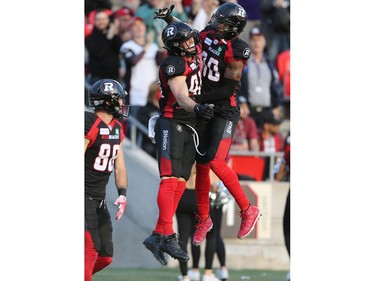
[
  {"x1": 143, "y1": 233, "x2": 167, "y2": 266},
  {"x1": 237, "y1": 205, "x2": 261, "y2": 239}
]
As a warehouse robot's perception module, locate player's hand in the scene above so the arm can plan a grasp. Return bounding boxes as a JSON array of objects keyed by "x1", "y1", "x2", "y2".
[
  {"x1": 114, "y1": 195, "x2": 127, "y2": 220},
  {"x1": 194, "y1": 103, "x2": 214, "y2": 120},
  {"x1": 154, "y1": 4, "x2": 175, "y2": 19}
]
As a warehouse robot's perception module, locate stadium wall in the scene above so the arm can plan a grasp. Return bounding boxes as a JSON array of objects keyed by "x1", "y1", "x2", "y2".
[{"x1": 104, "y1": 140, "x2": 290, "y2": 270}]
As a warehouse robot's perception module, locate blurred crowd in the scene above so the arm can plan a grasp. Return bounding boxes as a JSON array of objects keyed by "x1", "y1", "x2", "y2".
[{"x1": 84, "y1": 0, "x2": 290, "y2": 181}]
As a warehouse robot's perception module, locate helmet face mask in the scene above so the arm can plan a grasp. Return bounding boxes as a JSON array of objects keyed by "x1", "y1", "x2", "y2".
[
  {"x1": 89, "y1": 79, "x2": 130, "y2": 118},
  {"x1": 162, "y1": 22, "x2": 200, "y2": 57},
  {"x1": 209, "y1": 2, "x2": 247, "y2": 40}
]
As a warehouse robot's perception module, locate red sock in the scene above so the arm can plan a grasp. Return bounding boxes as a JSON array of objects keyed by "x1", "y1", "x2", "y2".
[
  {"x1": 195, "y1": 163, "x2": 211, "y2": 219},
  {"x1": 156, "y1": 178, "x2": 178, "y2": 235},
  {"x1": 85, "y1": 230, "x2": 98, "y2": 281},
  {"x1": 173, "y1": 180, "x2": 186, "y2": 212},
  {"x1": 93, "y1": 256, "x2": 112, "y2": 274},
  {"x1": 210, "y1": 160, "x2": 250, "y2": 211}
]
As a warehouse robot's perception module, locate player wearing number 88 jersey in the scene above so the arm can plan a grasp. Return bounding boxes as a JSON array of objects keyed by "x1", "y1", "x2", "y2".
[
  {"x1": 85, "y1": 79, "x2": 129, "y2": 281},
  {"x1": 155, "y1": 2, "x2": 261, "y2": 246},
  {"x1": 85, "y1": 111, "x2": 124, "y2": 198}
]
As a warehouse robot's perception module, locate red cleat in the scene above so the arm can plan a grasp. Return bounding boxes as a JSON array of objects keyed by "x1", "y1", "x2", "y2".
[
  {"x1": 193, "y1": 215, "x2": 213, "y2": 246},
  {"x1": 237, "y1": 205, "x2": 261, "y2": 239}
]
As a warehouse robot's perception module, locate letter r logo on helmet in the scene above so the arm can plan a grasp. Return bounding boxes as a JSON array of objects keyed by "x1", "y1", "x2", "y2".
[
  {"x1": 104, "y1": 82, "x2": 114, "y2": 92},
  {"x1": 166, "y1": 27, "x2": 175, "y2": 37},
  {"x1": 236, "y1": 7, "x2": 245, "y2": 18}
]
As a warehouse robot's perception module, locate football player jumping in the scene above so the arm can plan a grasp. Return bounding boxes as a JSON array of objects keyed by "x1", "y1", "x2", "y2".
[
  {"x1": 154, "y1": 2, "x2": 261, "y2": 246},
  {"x1": 143, "y1": 21, "x2": 214, "y2": 266}
]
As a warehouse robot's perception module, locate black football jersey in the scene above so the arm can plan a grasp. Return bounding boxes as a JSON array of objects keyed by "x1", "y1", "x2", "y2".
[
  {"x1": 85, "y1": 111, "x2": 125, "y2": 199},
  {"x1": 158, "y1": 55, "x2": 202, "y2": 125},
  {"x1": 199, "y1": 27, "x2": 250, "y2": 108}
]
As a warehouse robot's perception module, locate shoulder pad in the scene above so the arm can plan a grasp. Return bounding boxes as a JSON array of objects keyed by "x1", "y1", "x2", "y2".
[
  {"x1": 231, "y1": 38, "x2": 251, "y2": 60},
  {"x1": 160, "y1": 56, "x2": 186, "y2": 78},
  {"x1": 85, "y1": 111, "x2": 97, "y2": 135}
]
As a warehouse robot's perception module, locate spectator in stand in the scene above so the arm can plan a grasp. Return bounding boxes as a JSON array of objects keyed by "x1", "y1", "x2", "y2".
[
  {"x1": 238, "y1": 27, "x2": 284, "y2": 129},
  {"x1": 231, "y1": 96, "x2": 260, "y2": 152},
  {"x1": 120, "y1": 17, "x2": 159, "y2": 120},
  {"x1": 136, "y1": 81, "x2": 161, "y2": 159},
  {"x1": 237, "y1": 0, "x2": 262, "y2": 45},
  {"x1": 275, "y1": 49, "x2": 290, "y2": 99},
  {"x1": 85, "y1": 0, "x2": 112, "y2": 17},
  {"x1": 122, "y1": 0, "x2": 141, "y2": 14},
  {"x1": 85, "y1": 0, "x2": 113, "y2": 37},
  {"x1": 182, "y1": 0, "x2": 193, "y2": 15},
  {"x1": 275, "y1": 49, "x2": 290, "y2": 139},
  {"x1": 191, "y1": 0, "x2": 219, "y2": 32},
  {"x1": 258, "y1": 109, "x2": 284, "y2": 180},
  {"x1": 260, "y1": 0, "x2": 290, "y2": 64},
  {"x1": 135, "y1": 0, "x2": 188, "y2": 44},
  {"x1": 85, "y1": 8, "x2": 124, "y2": 85},
  {"x1": 113, "y1": 6, "x2": 135, "y2": 42}
]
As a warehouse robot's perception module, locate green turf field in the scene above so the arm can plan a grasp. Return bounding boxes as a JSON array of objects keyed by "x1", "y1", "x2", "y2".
[{"x1": 92, "y1": 267, "x2": 288, "y2": 281}]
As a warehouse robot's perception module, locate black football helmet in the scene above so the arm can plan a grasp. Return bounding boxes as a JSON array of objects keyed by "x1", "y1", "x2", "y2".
[
  {"x1": 162, "y1": 21, "x2": 200, "y2": 57},
  {"x1": 209, "y1": 2, "x2": 247, "y2": 40},
  {"x1": 88, "y1": 79, "x2": 130, "y2": 118}
]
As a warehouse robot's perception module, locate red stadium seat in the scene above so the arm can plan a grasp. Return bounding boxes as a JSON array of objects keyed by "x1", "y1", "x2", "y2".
[{"x1": 230, "y1": 155, "x2": 265, "y2": 181}]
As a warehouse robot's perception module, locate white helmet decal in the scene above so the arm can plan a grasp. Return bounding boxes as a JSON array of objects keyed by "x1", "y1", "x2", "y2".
[{"x1": 103, "y1": 82, "x2": 114, "y2": 92}]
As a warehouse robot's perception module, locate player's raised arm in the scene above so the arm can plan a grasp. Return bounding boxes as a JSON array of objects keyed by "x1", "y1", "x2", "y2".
[{"x1": 153, "y1": 4, "x2": 180, "y2": 24}]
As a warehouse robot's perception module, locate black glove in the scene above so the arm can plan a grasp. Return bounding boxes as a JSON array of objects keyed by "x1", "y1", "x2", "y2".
[
  {"x1": 154, "y1": 4, "x2": 175, "y2": 20},
  {"x1": 194, "y1": 103, "x2": 214, "y2": 120}
]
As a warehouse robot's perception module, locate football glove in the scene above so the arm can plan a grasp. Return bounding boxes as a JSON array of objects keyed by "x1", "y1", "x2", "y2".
[
  {"x1": 153, "y1": 4, "x2": 175, "y2": 19},
  {"x1": 114, "y1": 195, "x2": 127, "y2": 220},
  {"x1": 194, "y1": 103, "x2": 214, "y2": 120}
]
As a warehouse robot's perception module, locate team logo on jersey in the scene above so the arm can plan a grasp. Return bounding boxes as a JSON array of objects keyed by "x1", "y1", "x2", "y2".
[
  {"x1": 204, "y1": 37, "x2": 212, "y2": 46},
  {"x1": 213, "y1": 39, "x2": 218, "y2": 45},
  {"x1": 115, "y1": 128, "x2": 119, "y2": 135},
  {"x1": 100, "y1": 128, "x2": 110, "y2": 135},
  {"x1": 176, "y1": 124, "x2": 182, "y2": 132},
  {"x1": 166, "y1": 65, "x2": 175, "y2": 75},
  {"x1": 243, "y1": 48, "x2": 251, "y2": 59},
  {"x1": 208, "y1": 46, "x2": 220, "y2": 56},
  {"x1": 190, "y1": 62, "x2": 197, "y2": 70}
]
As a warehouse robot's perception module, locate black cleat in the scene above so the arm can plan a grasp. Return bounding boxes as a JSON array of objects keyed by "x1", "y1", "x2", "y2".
[
  {"x1": 143, "y1": 233, "x2": 167, "y2": 266},
  {"x1": 160, "y1": 233, "x2": 190, "y2": 262}
]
